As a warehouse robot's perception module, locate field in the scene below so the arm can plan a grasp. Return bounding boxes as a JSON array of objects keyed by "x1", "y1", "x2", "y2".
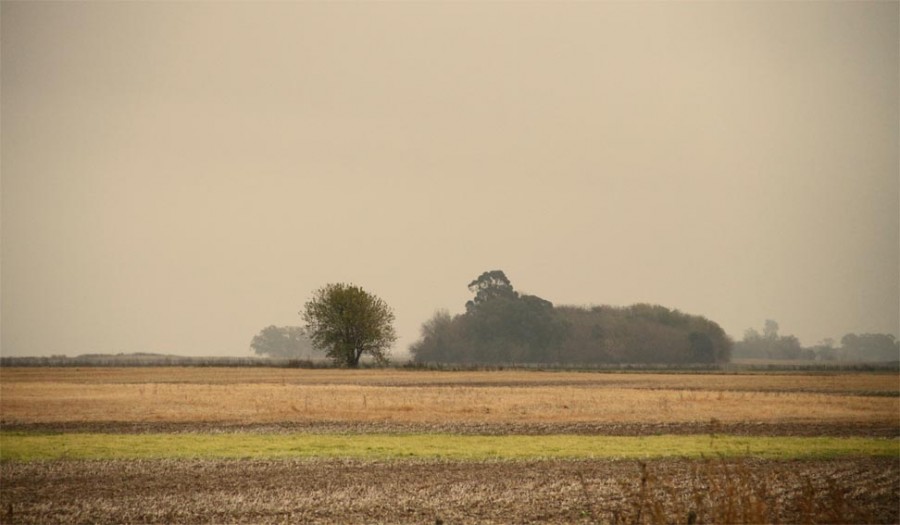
[{"x1": 1, "y1": 367, "x2": 898, "y2": 523}]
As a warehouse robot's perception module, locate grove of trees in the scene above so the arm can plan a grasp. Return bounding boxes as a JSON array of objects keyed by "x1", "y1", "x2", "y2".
[
  {"x1": 734, "y1": 321, "x2": 900, "y2": 362},
  {"x1": 838, "y1": 333, "x2": 900, "y2": 362},
  {"x1": 249, "y1": 325, "x2": 316, "y2": 358},
  {"x1": 252, "y1": 273, "x2": 895, "y2": 368},
  {"x1": 410, "y1": 270, "x2": 732, "y2": 365},
  {"x1": 733, "y1": 320, "x2": 803, "y2": 360}
]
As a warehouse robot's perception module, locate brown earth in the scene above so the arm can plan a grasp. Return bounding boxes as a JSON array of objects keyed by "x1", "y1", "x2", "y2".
[
  {"x1": 2, "y1": 457, "x2": 897, "y2": 524},
  {"x1": 3, "y1": 419, "x2": 898, "y2": 438}
]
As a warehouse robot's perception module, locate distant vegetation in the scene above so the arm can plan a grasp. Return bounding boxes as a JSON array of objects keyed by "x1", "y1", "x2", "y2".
[
  {"x1": 734, "y1": 319, "x2": 899, "y2": 363},
  {"x1": 5, "y1": 273, "x2": 894, "y2": 370},
  {"x1": 410, "y1": 270, "x2": 732, "y2": 365},
  {"x1": 0, "y1": 353, "x2": 326, "y2": 368},
  {"x1": 249, "y1": 325, "x2": 317, "y2": 358}
]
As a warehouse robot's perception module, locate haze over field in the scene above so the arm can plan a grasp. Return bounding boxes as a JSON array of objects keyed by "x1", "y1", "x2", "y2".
[{"x1": 2, "y1": 1, "x2": 897, "y2": 358}]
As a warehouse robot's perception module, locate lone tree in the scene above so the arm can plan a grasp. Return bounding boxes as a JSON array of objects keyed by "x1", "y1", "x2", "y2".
[{"x1": 301, "y1": 283, "x2": 396, "y2": 367}]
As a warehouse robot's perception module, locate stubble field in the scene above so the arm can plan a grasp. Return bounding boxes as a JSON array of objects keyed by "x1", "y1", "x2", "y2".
[{"x1": 1, "y1": 367, "x2": 898, "y2": 523}]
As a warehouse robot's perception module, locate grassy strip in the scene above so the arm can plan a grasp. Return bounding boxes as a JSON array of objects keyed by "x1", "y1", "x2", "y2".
[{"x1": 1, "y1": 432, "x2": 897, "y2": 462}]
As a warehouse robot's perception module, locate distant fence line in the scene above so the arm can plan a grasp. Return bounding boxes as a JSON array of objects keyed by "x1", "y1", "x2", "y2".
[
  {"x1": 0, "y1": 356, "x2": 326, "y2": 368},
  {"x1": 401, "y1": 361, "x2": 900, "y2": 373},
  {"x1": 0, "y1": 355, "x2": 897, "y2": 372}
]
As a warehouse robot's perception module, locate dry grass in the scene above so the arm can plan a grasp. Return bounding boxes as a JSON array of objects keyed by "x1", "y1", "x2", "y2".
[
  {"x1": 2, "y1": 368, "x2": 897, "y2": 427},
  {"x1": 4, "y1": 432, "x2": 895, "y2": 461}
]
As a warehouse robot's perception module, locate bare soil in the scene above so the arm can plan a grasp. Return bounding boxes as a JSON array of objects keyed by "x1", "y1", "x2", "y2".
[
  {"x1": 2, "y1": 457, "x2": 897, "y2": 524},
  {"x1": 3, "y1": 419, "x2": 898, "y2": 437}
]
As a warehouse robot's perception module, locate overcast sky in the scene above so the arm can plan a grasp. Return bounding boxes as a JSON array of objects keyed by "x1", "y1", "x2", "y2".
[{"x1": 2, "y1": 1, "x2": 897, "y2": 358}]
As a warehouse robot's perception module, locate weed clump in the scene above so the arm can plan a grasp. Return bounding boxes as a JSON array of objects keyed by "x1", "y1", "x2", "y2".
[{"x1": 604, "y1": 459, "x2": 880, "y2": 524}]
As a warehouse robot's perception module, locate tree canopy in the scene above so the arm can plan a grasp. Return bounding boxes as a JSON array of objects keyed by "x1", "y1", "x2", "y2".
[
  {"x1": 466, "y1": 270, "x2": 518, "y2": 311},
  {"x1": 410, "y1": 270, "x2": 732, "y2": 365},
  {"x1": 734, "y1": 323, "x2": 899, "y2": 362},
  {"x1": 840, "y1": 333, "x2": 899, "y2": 362},
  {"x1": 301, "y1": 283, "x2": 396, "y2": 367},
  {"x1": 249, "y1": 325, "x2": 315, "y2": 358},
  {"x1": 733, "y1": 320, "x2": 802, "y2": 360}
]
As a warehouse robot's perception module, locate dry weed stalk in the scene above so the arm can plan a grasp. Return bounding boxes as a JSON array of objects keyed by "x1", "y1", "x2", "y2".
[{"x1": 608, "y1": 459, "x2": 878, "y2": 525}]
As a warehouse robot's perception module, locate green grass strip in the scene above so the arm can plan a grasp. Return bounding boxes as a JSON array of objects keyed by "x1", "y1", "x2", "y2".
[{"x1": 1, "y1": 432, "x2": 897, "y2": 462}]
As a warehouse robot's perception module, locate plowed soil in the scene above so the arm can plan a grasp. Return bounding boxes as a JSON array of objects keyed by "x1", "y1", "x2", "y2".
[
  {"x1": 2, "y1": 457, "x2": 897, "y2": 524},
  {"x1": 4, "y1": 419, "x2": 898, "y2": 437}
]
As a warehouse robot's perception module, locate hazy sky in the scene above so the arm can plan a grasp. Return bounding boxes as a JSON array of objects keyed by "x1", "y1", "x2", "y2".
[{"x1": 2, "y1": 1, "x2": 898, "y2": 358}]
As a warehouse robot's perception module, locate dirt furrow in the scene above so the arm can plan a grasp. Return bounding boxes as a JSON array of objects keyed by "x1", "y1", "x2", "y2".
[
  {"x1": 3, "y1": 420, "x2": 897, "y2": 437},
  {"x1": 2, "y1": 457, "x2": 897, "y2": 524}
]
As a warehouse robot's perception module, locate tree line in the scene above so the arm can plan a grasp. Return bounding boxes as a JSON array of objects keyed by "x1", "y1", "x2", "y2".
[
  {"x1": 248, "y1": 271, "x2": 732, "y2": 366},
  {"x1": 409, "y1": 270, "x2": 732, "y2": 365},
  {"x1": 251, "y1": 270, "x2": 896, "y2": 368},
  {"x1": 734, "y1": 319, "x2": 899, "y2": 362}
]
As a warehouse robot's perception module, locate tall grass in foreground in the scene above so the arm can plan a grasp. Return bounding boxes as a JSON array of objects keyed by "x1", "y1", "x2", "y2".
[{"x1": 601, "y1": 459, "x2": 890, "y2": 524}]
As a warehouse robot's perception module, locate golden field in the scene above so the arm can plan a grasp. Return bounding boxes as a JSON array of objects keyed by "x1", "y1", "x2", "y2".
[{"x1": 2, "y1": 368, "x2": 896, "y2": 427}]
